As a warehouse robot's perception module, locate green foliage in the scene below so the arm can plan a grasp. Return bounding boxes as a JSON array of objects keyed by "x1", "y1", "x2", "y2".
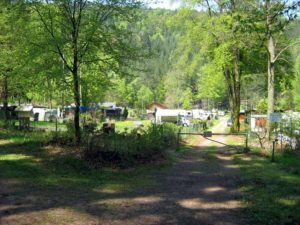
[
  {"x1": 190, "y1": 118, "x2": 207, "y2": 132},
  {"x1": 197, "y1": 63, "x2": 225, "y2": 101},
  {"x1": 0, "y1": 1, "x2": 31, "y2": 103},
  {"x1": 85, "y1": 123, "x2": 180, "y2": 168},
  {"x1": 164, "y1": 69, "x2": 186, "y2": 108},
  {"x1": 181, "y1": 88, "x2": 193, "y2": 109},
  {"x1": 136, "y1": 85, "x2": 154, "y2": 109},
  {"x1": 256, "y1": 98, "x2": 268, "y2": 114},
  {"x1": 293, "y1": 56, "x2": 300, "y2": 110},
  {"x1": 0, "y1": 129, "x2": 161, "y2": 196},
  {"x1": 50, "y1": 121, "x2": 78, "y2": 145}
]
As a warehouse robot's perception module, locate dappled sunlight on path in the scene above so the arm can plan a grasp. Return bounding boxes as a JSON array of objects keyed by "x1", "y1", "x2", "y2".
[{"x1": 0, "y1": 130, "x2": 247, "y2": 225}]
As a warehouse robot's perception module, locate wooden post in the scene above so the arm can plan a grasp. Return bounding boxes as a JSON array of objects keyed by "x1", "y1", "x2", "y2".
[
  {"x1": 177, "y1": 132, "x2": 180, "y2": 150},
  {"x1": 280, "y1": 123, "x2": 283, "y2": 151},
  {"x1": 271, "y1": 140, "x2": 275, "y2": 162}
]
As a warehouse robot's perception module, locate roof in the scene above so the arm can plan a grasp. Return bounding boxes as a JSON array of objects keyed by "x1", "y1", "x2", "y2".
[
  {"x1": 147, "y1": 101, "x2": 167, "y2": 110},
  {"x1": 33, "y1": 105, "x2": 47, "y2": 108},
  {"x1": 98, "y1": 102, "x2": 116, "y2": 109},
  {"x1": 156, "y1": 109, "x2": 186, "y2": 116},
  {"x1": 15, "y1": 105, "x2": 33, "y2": 112}
]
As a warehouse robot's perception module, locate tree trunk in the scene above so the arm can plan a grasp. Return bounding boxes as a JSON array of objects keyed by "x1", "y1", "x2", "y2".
[
  {"x1": 71, "y1": 8, "x2": 81, "y2": 145},
  {"x1": 266, "y1": 0, "x2": 275, "y2": 139},
  {"x1": 47, "y1": 77, "x2": 53, "y2": 109},
  {"x1": 72, "y1": 31, "x2": 81, "y2": 144},
  {"x1": 267, "y1": 51, "x2": 275, "y2": 138},
  {"x1": 224, "y1": 48, "x2": 241, "y2": 133},
  {"x1": 73, "y1": 65, "x2": 81, "y2": 144},
  {"x1": 2, "y1": 75, "x2": 9, "y2": 127},
  {"x1": 232, "y1": 48, "x2": 241, "y2": 132},
  {"x1": 232, "y1": 101, "x2": 240, "y2": 132},
  {"x1": 62, "y1": 91, "x2": 64, "y2": 118}
]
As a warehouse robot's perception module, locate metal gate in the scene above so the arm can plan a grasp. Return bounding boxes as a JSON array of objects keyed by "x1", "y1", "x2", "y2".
[{"x1": 177, "y1": 129, "x2": 249, "y2": 151}]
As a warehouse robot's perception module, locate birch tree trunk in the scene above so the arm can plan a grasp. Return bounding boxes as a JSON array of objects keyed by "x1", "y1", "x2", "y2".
[{"x1": 266, "y1": 0, "x2": 275, "y2": 139}]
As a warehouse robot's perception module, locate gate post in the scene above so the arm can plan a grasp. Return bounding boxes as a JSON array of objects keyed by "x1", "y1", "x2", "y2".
[
  {"x1": 244, "y1": 132, "x2": 250, "y2": 152},
  {"x1": 271, "y1": 140, "x2": 275, "y2": 162},
  {"x1": 177, "y1": 132, "x2": 180, "y2": 150}
]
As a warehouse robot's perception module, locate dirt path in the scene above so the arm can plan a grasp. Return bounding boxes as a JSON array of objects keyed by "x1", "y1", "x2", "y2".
[
  {"x1": 1, "y1": 118, "x2": 247, "y2": 225},
  {"x1": 93, "y1": 135, "x2": 247, "y2": 224},
  {"x1": 211, "y1": 116, "x2": 228, "y2": 133}
]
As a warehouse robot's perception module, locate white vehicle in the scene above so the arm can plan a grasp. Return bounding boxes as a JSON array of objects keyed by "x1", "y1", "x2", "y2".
[{"x1": 218, "y1": 111, "x2": 225, "y2": 116}]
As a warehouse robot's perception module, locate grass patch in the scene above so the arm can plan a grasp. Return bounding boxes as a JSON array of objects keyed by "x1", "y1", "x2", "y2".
[
  {"x1": 232, "y1": 147, "x2": 300, "y2": 225},
  {"x1": 0, "y1": 128, "x2": 50, "y2": 146},
  {"x1": 114, "y1": 120, "x2": 151, "y2": 132},
  {"x1": 0, "y1": 128, "x2": 167, "y2": 193},
  {"x1": 31, "y1": 121, "x2": 66, "y2": 128},
  {"x1": 176, "y1": 135, "x2": 199, "y2": 154}
]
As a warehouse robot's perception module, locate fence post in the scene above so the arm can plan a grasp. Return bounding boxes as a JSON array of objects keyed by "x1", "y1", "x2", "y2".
[
  {"x1": 280, "y1": 122, "x2": 283, "y2": 151},
  {"x1": 243, "y1": 131, "x2": 250, "y2": 152},
  {"x1": 177, "y1": 127, "x2": 182, "y2": 150},
  {"x1": 271, "y1": 140, "x2": 275, "y2": 162},
  {"x1": 55, "y1": 117, "x2": 58, "y2": 133},
  {"x1": 177, "y1": 132, "x2": 180, "y2": 150}
]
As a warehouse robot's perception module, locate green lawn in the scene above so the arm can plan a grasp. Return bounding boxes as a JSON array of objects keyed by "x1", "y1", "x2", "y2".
[
  {"x1": 230, "y1": 144, "x2": 300, "y2": 224},
  {"x1": 31, "y1": 120, "x2": 65, "y2": 127},
  {"x1": 0, "y1": 130, "x2": 170, "y2": 224},
  {"x1": 29, "y1": 119, "x2": 151, "y2": 132},
  {"x1": 0, "y1": 129, "x2": 166, "y2": 192},
  {"x1": 30, "y1": 121, "x2": 67, "y2": 131},
  {"x1": 114, "y1": 120, "x2": 151, "y2": 132},
  {"x1": 0, "y1": 127, "x2": 174, "y2": 224},
  {"x1": 177, "y1": 133, "x2": 300, "y2": 224},
  {"x1": 2, "y1": 127, "x2": 299, "y2": 225}
]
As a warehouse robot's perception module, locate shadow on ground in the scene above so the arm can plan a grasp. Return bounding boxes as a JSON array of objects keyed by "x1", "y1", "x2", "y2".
[{"x1": 0, "y1": 135, "x2": 255, "y2": 225}]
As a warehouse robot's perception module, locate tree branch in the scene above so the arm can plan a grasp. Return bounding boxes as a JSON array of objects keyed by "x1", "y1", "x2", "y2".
[
  {"x1": 32, "y1": 4, "x2": 73, "y2": 73},
  {"x1": 274, "y1": 40, "x2": 300, "y2": 62}
]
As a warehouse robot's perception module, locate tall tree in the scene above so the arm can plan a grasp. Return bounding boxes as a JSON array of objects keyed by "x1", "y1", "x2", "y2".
[
  {"x1": 0, "y1": 0, "x2": 27, "y2": 126},
  {"x1": 182, "y1": 0, "x2": 257, "y2": 132},
  {"x1": 31, "y1": 0, "x2": 141, "y2": 143},
  {"x1": 263, "y1": 0, "x2": 300, "y2": 137}
]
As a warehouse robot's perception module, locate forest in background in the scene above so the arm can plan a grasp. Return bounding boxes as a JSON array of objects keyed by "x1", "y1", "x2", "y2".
[
  {"x1": 108, "y1": 8, "x2": 300, "y2": 112},
  {"x1": 1, "y1": 0, "x2": 300, "y2": 140},
  {"x1": 1, "y1": 4, "x2": 299, "y2": 110}
]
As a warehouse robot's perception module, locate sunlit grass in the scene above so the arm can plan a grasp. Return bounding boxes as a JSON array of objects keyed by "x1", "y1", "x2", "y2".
[
  {"x1": 232, "y1": 146, "x2": 300, "y2": 224},
  {"x1": 0, "y1": 154, "x2": 32, "y2": 160},
  {"x1": 0, "y1": 128, "x2": 164, "y2": 193},
  {"x1": 114, "y1": 120, "x2": 151, "y2": 132}
]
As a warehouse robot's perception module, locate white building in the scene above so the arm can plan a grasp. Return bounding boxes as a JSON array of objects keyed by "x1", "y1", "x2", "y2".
[
  {"x1": 32, "y1": 106, "x2": 47, "y2": 121},
  {"x1": 155, "y1": 109, "x2": 186, "y2": 124}
]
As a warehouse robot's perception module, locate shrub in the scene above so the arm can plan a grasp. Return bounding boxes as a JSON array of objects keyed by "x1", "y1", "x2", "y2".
[
  {"x1": 190, "y1": 119, "x2": 207, "y2": 131},
  {"x1": 84, "y1": 123, "x2": 180, "y2": 168},
  {"x1": 50, "y1": 121, "x2": 77, "y2": 145}
]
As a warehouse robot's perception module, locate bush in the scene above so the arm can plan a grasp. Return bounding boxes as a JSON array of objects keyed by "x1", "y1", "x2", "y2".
[
  {"x1": 84, "y1": 123, "x2": 180, "y2": 168},
  {"x1": 190, "y1": 119, "x2": 207, "y2": 131},
  {"x1": 50, "y1": 121, "x2": 77, "y2": 145},
  {"x1": 0, "y1": 120, "x2": 5, "y2": 128}
]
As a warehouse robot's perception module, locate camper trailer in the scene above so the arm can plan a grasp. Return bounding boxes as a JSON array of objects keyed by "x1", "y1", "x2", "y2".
[{"x1": 155, "y1": 109, "x2": 186, "y2": 124}]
